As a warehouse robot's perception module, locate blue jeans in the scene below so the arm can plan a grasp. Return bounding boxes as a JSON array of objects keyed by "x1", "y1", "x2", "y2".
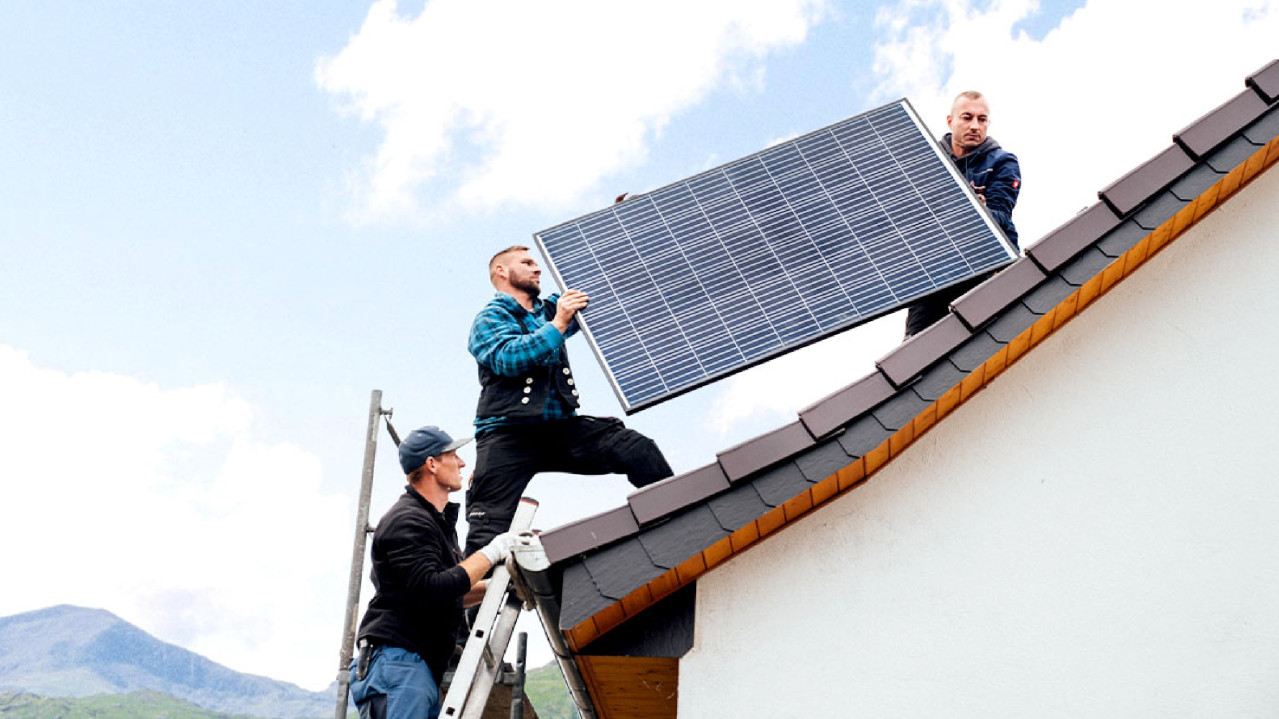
[{"x1": 348, "y1": 645, "x2": 440, "y2": 719}]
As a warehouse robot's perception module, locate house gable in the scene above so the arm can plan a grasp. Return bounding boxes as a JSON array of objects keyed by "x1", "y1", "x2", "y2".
[{"x1": 520, "y1": 60, "x2": 1279, "y2": 719}]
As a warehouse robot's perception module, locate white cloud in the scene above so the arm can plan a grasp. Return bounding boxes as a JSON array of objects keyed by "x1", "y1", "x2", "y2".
[
  {"x1": 316, "y1": 0, "x2": 829, "y2": 223},
  {"x1": 0, "y1": 347, "x2": 348, "y2": 690},
  {"x1": 871, "y1": 0, "x2": 1279, "y2": 243},
  {"x1": 707, "y1": 0, "x2": 1278, "y2": 434}
]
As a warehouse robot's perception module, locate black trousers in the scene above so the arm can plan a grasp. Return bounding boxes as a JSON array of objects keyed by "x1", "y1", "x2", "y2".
[
  {"x1": 463, "y1": 415, "x2": 672, "y2": 556},
  {"x1": 903, "y1": 273, "x2": 991, "y2": 339}
]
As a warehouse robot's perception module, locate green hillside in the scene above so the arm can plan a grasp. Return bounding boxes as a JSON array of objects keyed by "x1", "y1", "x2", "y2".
[
  {"x1": 523, "y1": 662, "x2": 580, "y2": 719},
  {"x1": 0, "y1": 663, "x2": 576, "y2": 719},
  {"x1": 0, "y1": 690, "x2": 257, "y2": 719}
]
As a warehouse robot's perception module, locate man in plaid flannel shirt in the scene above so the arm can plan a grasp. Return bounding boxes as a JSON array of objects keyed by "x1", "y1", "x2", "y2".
[{"x1": 462, "y1": 245, "x2": 672, "y2": 557}]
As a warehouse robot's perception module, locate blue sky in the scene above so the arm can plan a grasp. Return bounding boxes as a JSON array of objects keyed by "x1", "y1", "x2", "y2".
[{"x1": 1, "y1": 0, "x2": 1274, "y2": 691}]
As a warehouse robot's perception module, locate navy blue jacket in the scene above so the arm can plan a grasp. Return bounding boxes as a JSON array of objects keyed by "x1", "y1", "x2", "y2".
[{"x1": 941, "y1": 134, "x2": 1021, "y2": 247}]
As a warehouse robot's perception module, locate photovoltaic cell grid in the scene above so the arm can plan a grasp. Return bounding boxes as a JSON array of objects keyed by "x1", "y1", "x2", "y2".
[{"x1": 534, "y1": 100, "x2": 1016, "y2": 413}]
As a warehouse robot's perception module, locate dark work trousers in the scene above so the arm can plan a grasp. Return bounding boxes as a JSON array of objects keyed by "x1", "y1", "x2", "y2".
[
  {"x1": 463, "y1": 415, "x2": 672, "y2": 556},
  {"x1": 903, "y1": 273, "x2": 991, "y2": 339}
]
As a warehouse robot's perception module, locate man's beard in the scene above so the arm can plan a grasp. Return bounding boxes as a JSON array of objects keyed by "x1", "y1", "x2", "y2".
[{"x1": 510, "y1": 274, "x2": 541, "y2": 296}]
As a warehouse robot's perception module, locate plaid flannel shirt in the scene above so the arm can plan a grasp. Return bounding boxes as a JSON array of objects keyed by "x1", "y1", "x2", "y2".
[{"x1": 469, "y1": 292, "x2": 580, "y2": 433}]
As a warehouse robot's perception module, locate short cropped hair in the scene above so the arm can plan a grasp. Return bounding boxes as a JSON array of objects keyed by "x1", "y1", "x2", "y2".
[
  {"x1": 951, "y1": 90, "x2": 986, "y2": 114},
  {"x1": 489, "y1": 245, "x2": 530, "y2": 282}
]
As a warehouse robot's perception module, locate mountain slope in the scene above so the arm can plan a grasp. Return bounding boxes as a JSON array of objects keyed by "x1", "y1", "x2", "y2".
[{"x1": 0, "y1": 605, "x2": 333, "y2": 718}]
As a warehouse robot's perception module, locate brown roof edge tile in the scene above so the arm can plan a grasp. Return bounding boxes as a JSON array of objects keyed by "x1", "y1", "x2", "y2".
[
  {"x1": 875, "y1": 313, "x2": 970, "y2": 387},
  {"x1": 717, "y1": 421, "x2": 815, "y2": 482},
  {"x1": 627, "y1": 462, "x2": 731, "y2": 526},
  {"x1": 798, "y1": 370, "x2": 895, "y2": 439},
  {"x1": 950, "y1": 256, "x2": 1047, "y2": 329},
  {"x1": 1098, "y1": 145, "x2": 1195, "y2": 217},
  {"x1": 1174, "y1": 89, "x2": 1271, "y2": 160},
  {"x1": 1247, "y1": 59, "x2": 1279, "y2": 103},
  {"x1": 539, "y1": 504, "x2": 640, "y2": 564},
  {"x1": 1025, "y1": 203, "x2": 1122, "y2": 273}
]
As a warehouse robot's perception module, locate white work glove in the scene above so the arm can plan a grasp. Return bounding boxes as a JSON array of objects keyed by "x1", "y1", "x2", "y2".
[{"x1": 478, "y1": 531, "x2": 518, "y2": 566}]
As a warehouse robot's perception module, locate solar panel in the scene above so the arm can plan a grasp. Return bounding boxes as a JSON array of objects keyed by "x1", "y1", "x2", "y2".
[{"x1": 534, "y1": 99, "x2": 1017, "y2": 414}]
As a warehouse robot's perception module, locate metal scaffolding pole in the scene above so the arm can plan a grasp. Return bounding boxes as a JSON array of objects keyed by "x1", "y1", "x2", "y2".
[{"x1": 334, "y1": 390, "x2": 387, "y2": 719}]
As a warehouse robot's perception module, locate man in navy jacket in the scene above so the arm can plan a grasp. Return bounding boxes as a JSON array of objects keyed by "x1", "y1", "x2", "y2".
[{"x1": 905, "y1": 91, "x2": 1021, "y2": 338}]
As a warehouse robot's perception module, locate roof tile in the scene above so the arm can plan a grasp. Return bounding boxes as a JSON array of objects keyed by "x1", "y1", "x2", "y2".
[
  {"x1": 1169, "y1": 163, "x2": 1226, "y2": 201},
  {"x1": 871, "y1": 389, "x2": 931, "y2": 432},
  {"x1": 1132, "y1": 191, "x2": 1190, "y2": 231},
  {"x1": 1058, "y1": 246, "x2": 1113, "y2": 288},
  {"x1": 1022, "y1": 275, "x2": 1075, "y2": 315},
  {"x1": 910, "y1": 359, "x2": 967, "y2": 401},
  {"x1": 836, "y1": 414, "x2": 893, "y2": 458},
  {"x1": 986, "y1": 303, "x2": 1038, "y2": 343},
  {"x1": 540, "y1": 505, "x2": 640, "y2": 564},
  {"x1": 1095, "y1": 220, "x2": 1150, "y2": 259},
  {"x1": 947, "y1": 331, "x2": 1003, "y2": 373},
  {"x1": 876, "y1": 314, "x2": 971, "y2": 387},
  {"x1": 628, "y1": 463, "x2": 730, "y2": 526},
  {"x1": 706, "y1": 482, "x2": 769, "y2": 532},
  {"x1": 1246, "y1": 59, "x2": 1279, "y2": 103},
  {"x1": 794, "y1": 438, "x2": 854, "y2": 481},
  {"x1": 751, "y1": 462, "x2": 814, "y2": 507},
  {"x1": 1026, "y1": 203, "x2": 1122, "y2": 273},
  {"x1": 1242, "y1": 105, "x2": 1279, "y2": 146},
  {"x1": 1206, "y1": 134, "x2": 1264, "y2": 173},
  {"x1": 951, "y1": 257, "x2": 1048, "y2": 328},
  {"x1": 636, "y1": 506, "x2": 729, "y2": 570},
  {"x1": 1099, "y1": 145, "x2": 1195, "y2": 216},
  {"x1": 717, "y1": 421, "x2": 815, "y2": 482},
  {"x1": 583, "y1": 538, "x2": 664, "y2": 599},
  {"x1": 1174, "y1": 89, "x2": 1271, "y2": 159},
  {"x1": 799, "y1": 371, "x2": 896, "y2": 438},
  {"x1": 559, "y1": 561, "x2": 614, "y2": 630}
]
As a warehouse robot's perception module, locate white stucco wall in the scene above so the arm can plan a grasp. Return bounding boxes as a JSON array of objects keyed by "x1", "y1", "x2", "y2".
[{"x1": 680, "y1": 166, "x2": 1279, "y2": 718}]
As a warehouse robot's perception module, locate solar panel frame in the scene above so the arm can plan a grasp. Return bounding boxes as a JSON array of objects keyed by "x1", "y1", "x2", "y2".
[{"x1": 534, "y1": 99, "x2": 1017, "y2": 414}]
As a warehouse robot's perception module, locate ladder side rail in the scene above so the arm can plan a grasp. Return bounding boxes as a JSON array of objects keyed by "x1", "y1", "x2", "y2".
[
  {"x1": 458, "y1": 593, "x2": 523, "y2": 719},
  {"x1": 440, "y1": 497, "x2": 538, "y2": 718}
]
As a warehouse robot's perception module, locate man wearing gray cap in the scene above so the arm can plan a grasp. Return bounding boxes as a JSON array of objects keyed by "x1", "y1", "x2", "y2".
[{"x1": 349, "y1": 425, "x2": 519, "y2": 719}]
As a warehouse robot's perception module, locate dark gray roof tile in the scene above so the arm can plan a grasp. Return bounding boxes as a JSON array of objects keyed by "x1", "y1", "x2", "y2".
[
  {"x1": 987, "y1": 303, "x2": 1038, "y2": 343},
  {"x1": 910, "y1": 358, "x2": 967, "y2": 401},
  {"x1": 1174, "y1": 88, "x2": 1271, "y2": 159},
  {"x1": 559, "y1": 560, "x2": 615, "y2": 630},
  {"x1": 799, "y1": 371, "x2": 896, "y2": 438},
  {"x1": 1095, "y1": 220, "x2": 1150, "y2": 258},
  {"x1": 627, "y1": 463, "x2": 730, "y2": 526},
  {"x1": 1099, "y1": 145, "x2": 1195, "y2": 216},
  {"x1": 876, "y1": 313, "x2": 971, "y2": 387},
  {"x1": 1132, "y1": 191, "x2": 1189, "y2": 231},
  {"x1": 794, "y1": 438, "x2": 854, "y2": 481},
  {"x1": 951, "y1": 257, "x2": 1048, "y2": 328},
  {"x1": 1169, "y1": 163, "x2": 1226, "y2": 201},
  {"x1": 1243, "y1": 105, "x2": 1279, "y2": 146},
  {"x1": 1246, "y1": 59, "x2": 1279, "y2": 103},
  {"x1": 636, "y1": 505, "x2": 729, "y2": 570},
  {"x1": 751, "y1": 462, "x2": 813, "y2": 507},
  {"x1": 1058, "y1": 246, "x2": 1113, "y2": 288},
  {"x1": 871, "y1": 389, "x2": 930, "y2": 432},
  {"x1": 717, "y1": 421, "x2": 815, "y2": 482},
  {"x1": 582, "y1": 538, "x2": 664, "y2": 600},
  {"x1": 540, "y1": 505, "x2": 640, "y2": 564},
  {"x1": 1206, "y1": 134, "x2": 1264, "y2": 173},
  {"x1": 836, "y1": 414, "x2": 893, "y2": 458},
  {"x1": 707, "y1": 482, "x2": 769, "y2": 532},
  {"x1": 1025, "y1": 203, "x2": 1122, "y2": 273},
  {"x1": 1022, "y1": 275, "x2": 1075, "y2": 315},
  {"x1": 946, "y1": 331, "x2": 1003, "y2": 373}
]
